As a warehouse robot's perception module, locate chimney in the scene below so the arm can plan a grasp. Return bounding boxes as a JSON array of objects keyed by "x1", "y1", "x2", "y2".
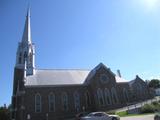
[
  {"x1": 117, "y1": 69, "x2": 121, "y2": 78},
  {"x1": 136, "y1": 75, "x2": 139, "y2": 78}
]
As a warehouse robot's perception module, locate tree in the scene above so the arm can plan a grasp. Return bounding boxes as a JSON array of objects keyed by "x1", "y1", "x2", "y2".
[
  {"x1": 0, "y1": 107, "x2": 10, "y2": 120},
  {"x1": 148, "y1": 79, "x2": 160, "y2": 88}
]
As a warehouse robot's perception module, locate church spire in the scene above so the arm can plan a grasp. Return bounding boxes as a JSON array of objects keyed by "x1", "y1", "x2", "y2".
[
  {"x1": 15, "y1": 7, "x2": 35, "y2": 76},
  {"x1": 22, "y1": 7, "x2": 32, "y2": 45}
]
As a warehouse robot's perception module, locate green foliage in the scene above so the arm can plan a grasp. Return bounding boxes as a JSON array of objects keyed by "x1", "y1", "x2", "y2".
[
  {"x1": 116, "y1": 111, "x2": 128, "y2": 117},
  {"x1": 106, "y1": 110, "x2": 116, "y2": 115},
  {"x1": 115, "y1": 101, "x2": 160, "y2": 116},
  {"x1": 141, "y1": 102, "x2": 160, "y2": 113},
  {"x1": 0, "y1": 107, "x2": 10, "y2": 120},
  {"x1": 152, "y1": 101, "x2": 159, "y2": 106},
  {"x1": 141, "y1": 104, "x2": 155, "y2": 113},
  {"x1": 148, "y1": 79, "x2": 160, "y2": 88}
]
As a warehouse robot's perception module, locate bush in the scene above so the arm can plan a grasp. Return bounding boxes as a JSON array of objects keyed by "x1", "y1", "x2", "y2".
[
  {"x1": 141, "y1": 104, "x2": 155, "y2": 113},
  {"x1": 106, "y1": 110, "x2": 116, "y2": 115},
  {"x1": 0, "y1": 107, "x2": 10, "y2": 120},
  {"x1": 152, "y1": 101, "x2": 159, "y2": 106}
]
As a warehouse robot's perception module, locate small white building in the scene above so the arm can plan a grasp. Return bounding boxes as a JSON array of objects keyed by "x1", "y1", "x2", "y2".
[{"x1": 155, "y1": 88, "x2": 160, "y2": 96}]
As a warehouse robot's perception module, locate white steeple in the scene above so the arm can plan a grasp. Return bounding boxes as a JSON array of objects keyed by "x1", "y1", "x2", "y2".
[
  {"x1": 22, "y1": 7, "x2": 31, "y2": 45},
  {"x1": 15, "y1": 7, "x2": 35, "y2": 76}
]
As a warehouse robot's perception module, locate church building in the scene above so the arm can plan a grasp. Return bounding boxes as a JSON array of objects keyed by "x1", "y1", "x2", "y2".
[{"x1": 11, "y1": 8, "x2": 154, "y2": 120}]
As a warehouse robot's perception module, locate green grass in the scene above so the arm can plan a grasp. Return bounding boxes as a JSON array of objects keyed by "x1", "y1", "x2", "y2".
[{"x1": 116, "y1": 111, "x2": 128, "y2": 117}]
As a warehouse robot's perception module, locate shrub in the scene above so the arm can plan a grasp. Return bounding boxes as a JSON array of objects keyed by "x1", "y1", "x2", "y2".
[
  {"x1": 0, "y1": 107, "x2": 10, "y2": 120},
  {"x1": 141, "y1": 104, "x2": 155, "y2": 113},
  {"x1": 107, "y1": 110, "x2": 116, "y2": 115},
  {"x1": 152, "y1": 101, "x2": 159, "y2": 106}
]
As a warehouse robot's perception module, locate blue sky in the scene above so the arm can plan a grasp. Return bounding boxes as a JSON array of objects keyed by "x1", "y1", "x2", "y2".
[{"x1": 1, "y1": 0, "x2": 160, "y2": 106}]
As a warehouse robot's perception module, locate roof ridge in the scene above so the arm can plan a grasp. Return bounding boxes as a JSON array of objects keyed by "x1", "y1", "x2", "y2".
[{"x1": 35, "y1": 68, "x2": 91, "y2": 71}]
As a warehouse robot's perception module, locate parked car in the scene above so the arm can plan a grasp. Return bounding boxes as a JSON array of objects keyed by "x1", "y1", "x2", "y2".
[
  {"x1": 154, "y1": 113, "x2": 160, "y2": 120},
  {"x1": 81, "y1": 112, "x2": 120, "y2": 120},
  {"x1": 75, "y1": 112, "x2": 89, "y2": 120}
]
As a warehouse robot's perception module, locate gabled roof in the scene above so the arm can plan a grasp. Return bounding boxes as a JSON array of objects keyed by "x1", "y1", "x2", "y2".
[
  {"x1": 129, "y1": 75, "x2": 144, "y2": 85},
  {"x1": 25, "y1": 69, "x2": 90, "y2": 86},
  {"x1": 84, "y1": 63, "x2": 115, "y2": 84}
]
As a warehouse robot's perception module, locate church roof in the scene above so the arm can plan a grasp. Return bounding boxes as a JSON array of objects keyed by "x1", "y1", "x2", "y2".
[
  {"x1": 115, "y1": 76, "x2": 128, "y2": 83},
  {"x1": 25, "y1": 69, "x2": 90, "y2": 86},
  {"x1": 129, "y1": 75, "x2": 144, "y2": 85}
]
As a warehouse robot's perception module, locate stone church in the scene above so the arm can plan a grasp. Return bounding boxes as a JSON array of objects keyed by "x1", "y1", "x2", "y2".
[{"x1": 11, "y1": 9, "x2": 154, "y2": 120}]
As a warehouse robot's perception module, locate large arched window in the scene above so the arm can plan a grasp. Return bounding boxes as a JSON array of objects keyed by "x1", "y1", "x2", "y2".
[
  {"x1": 85, "y1": 91, "x2": 91, "y2": 108},
  {"x1": 73, "y1": 91, "x2": 80, "y2": 112},
  {"x1": 104, "y1": 88, "x2": 111, "y2": 105},
  {"x1": 137, "y1": 83, "x2": 142, "y2": 92},
  {"x1": 123, "y1": 88, "x2": 129, "y2": 102},
  {"x1": 136, "y1": 83, "x2": 143, "y2": 97},
  {"x1": 48, "y1": 93, "x2": 55, "y2": 112},
  {"x1": 61, "y1": 92, "x2": 68, "y2": 111},
  {"x1": 97, "y1": 88, "x2": 105, "y2": 106},
  {"x1": 111, "y1": 87, "x2": 118, "y2": 104},
  {"x1": 35, "y1": 93, "x2": 41, "y2": 113}
]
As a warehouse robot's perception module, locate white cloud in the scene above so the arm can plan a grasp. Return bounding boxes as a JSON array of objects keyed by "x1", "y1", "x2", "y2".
[{"x1": 131, "y1": 0, "x2": 160, "y2": 12}]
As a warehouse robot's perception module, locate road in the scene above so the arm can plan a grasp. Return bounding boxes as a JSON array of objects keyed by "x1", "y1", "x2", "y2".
[{"x1": 121, "y1": 114, "x2": 154, "y2": 120}]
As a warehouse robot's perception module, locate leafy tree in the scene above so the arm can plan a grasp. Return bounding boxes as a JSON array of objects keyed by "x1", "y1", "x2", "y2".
[
  {"x1": 148, "y1": 79, "x2": 160, "y2": 88},
  {"x1": 0, "y1": 107, "x2": 10, "y2": 120}
]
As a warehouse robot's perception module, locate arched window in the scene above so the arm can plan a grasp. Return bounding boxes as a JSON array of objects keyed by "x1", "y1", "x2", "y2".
[
  {"x1": 104, "y1": 88, "x2": 111, "y2": 105},
  {"x1": 97, "y1": 88, "x2": 105, "y2": 106},
  {"x1": 35, "y1": 93, "x2": 41, "y2": 113},
  {"x1": 136, "y1": 83, "x2": 143, "y2": 96},
  {"x1": 29, "y1": 53, "x2": 32, "y2": 64},
  {"x1": 111, "y1": 87, "x2": 118, "y2": 104},
  {"x1": 74, "y1": 91, "x2": 80, "y2": 112},
  {"x1": 23, "y1": 51, "x2": 27, "y2": 63},
  {"x1": 61, "y1": 92, "x2": 68, "y2": 111},
  {"x1": 18, "y1": 53, "x2": 22, "y2": 64},
  {"x1": 137, "y1": 83, "x2": 142, "y2": 92},
  {"x1": 48, "y1": 93, "x2": 55, "y2": 112},
  {"x1": 123, "y1": 88, "x2": 129, "y2": 102},
  {"x1": 85, "y1": 91, "x2": 91, "y2": 108}
]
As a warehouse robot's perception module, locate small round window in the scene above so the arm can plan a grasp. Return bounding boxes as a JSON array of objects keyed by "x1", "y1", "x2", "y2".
[{"x1": 100, "y1": 74, "x2": 109, "y2": 83}]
